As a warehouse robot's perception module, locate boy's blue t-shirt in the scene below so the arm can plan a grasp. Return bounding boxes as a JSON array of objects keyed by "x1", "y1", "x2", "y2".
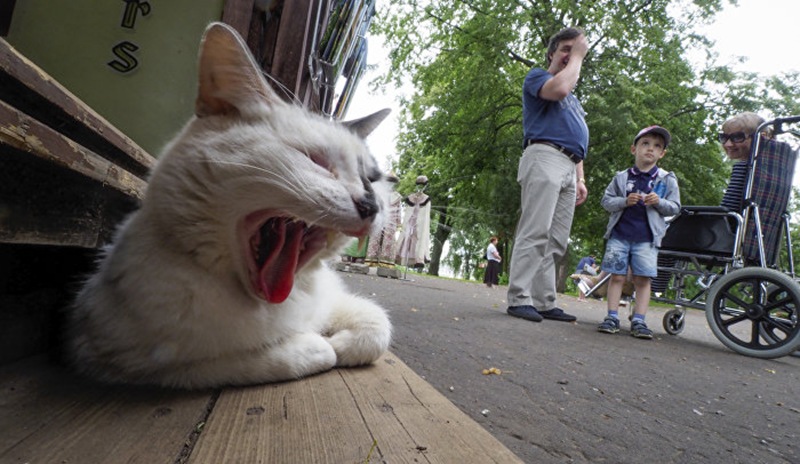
[
  {"x1": 522, "y1": 68, "x2": 589, "y2": 158},
  {"x1": 611, "y1": 166, "x2": 660, "y2": 243}
]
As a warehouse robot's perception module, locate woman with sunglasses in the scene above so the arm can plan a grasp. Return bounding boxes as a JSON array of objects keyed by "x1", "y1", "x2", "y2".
[
  {"x1": 718, "y1": 112, "x2": 767, "y2": 212},
  {"x1": 719, "y1": 112, "x2": 769, "y2": 160},
  {"x1": 719, "y1": 112, "x2": 795, "y2": 266}
]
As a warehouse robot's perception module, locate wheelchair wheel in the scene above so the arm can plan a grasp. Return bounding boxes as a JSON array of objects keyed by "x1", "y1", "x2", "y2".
[
  {"x1": 759, "y1": 285, "x2": 800, "y2": 357},
  {"x1": 662, "y1": 308, "x2": 685, "y2": 335},
  {"x1": 706, "y1": 267, "x2": 800, "y2": 359},
  {"x1": 759, "y1": 321, "x2": 800, "y2": 357}
]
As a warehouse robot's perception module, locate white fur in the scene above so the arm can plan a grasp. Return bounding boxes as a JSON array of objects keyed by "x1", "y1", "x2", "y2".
[{"x1": 68, "y1": 23, "x2": 392, "y2": 389}]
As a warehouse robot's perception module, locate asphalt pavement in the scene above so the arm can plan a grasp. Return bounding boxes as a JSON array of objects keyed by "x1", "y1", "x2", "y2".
[{"x1": 340, "y1": 269, "x2": 800, "y2": 464}]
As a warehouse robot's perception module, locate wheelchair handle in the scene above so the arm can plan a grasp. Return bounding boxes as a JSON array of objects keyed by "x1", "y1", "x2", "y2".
[{"x1": 762, "y1": 115, "x2": 800, "y2": 137}]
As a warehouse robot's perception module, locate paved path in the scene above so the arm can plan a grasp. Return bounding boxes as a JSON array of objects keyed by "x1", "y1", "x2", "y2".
[{"x1": 340, "y1": 270, "x2": 800, "y2": 464}]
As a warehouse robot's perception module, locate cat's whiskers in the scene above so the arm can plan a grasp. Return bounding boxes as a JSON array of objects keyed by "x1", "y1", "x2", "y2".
[
  {"x1": 201, "y1": 158, "x2": 333, "y2": 226},
  {"x1": 202, "y1": 159, "x2": 279, "y2": 176},
  {"x1": 201, "y1": 159, "x2": 295, "y2": 188},
  {"x1": 261, "y1": 71, "x2": 302, "y2": 107}
]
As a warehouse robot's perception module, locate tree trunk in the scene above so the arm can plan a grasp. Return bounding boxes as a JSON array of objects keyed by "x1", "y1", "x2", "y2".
[
  {"x1": 428, "y1": 203, "x2": 451, "y2": 276},
  {"x1": 556, "y1": 247, "x2": 571, "y2": 293}
]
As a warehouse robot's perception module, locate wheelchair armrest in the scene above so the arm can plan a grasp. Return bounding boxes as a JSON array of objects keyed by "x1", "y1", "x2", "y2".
[{"x1": 680, "y1": 205, "x2": 732, "y2": 214}]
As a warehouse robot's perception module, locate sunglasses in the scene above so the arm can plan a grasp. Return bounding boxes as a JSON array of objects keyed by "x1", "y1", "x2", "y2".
[{"x1": 718, "y1": 131, "x2": 749, "y2": 144}]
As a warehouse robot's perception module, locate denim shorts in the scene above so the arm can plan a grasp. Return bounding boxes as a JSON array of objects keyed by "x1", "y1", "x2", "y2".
[{"x1": 600, "y1": 237, "x2": 658, "y2": 277}]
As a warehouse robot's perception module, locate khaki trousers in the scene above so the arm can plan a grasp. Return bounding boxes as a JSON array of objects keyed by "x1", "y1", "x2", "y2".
[{"x1": 507, "y1": 145, "x2": 576, "y2": 310}]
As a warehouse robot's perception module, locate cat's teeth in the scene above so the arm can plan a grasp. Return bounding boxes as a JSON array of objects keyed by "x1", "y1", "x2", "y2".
[{"x1": 250, "y1": 237, "x2": 258, "y2": 256}]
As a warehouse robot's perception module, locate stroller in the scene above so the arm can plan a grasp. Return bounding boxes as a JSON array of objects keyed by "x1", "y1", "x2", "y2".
[{"x1": 581, "y1": 116, "x2": 800, "y2": 358}]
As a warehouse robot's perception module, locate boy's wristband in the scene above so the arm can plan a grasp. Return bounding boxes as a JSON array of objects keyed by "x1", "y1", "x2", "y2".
[{"x1": 578, "y1": 178, "x2": 586, "y2": 183}]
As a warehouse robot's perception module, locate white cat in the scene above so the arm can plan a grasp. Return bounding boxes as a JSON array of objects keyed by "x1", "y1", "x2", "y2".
[{"x1": 67, "y1": 22, "x2": 393, "y2": 389}]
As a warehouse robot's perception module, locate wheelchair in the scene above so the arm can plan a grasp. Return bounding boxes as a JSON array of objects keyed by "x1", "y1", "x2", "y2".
[{"x1": 581, "y1": 115, "x2": 800, "y2": 359}]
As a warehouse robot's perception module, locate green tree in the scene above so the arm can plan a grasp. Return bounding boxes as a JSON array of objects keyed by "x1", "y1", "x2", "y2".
[{"x1": 375, "y1": 0, "x2": 800, "y2": 279}]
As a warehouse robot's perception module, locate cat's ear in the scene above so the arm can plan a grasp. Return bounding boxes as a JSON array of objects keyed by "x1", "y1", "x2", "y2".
[
  {"x1": 343, "y1": 109, "x2": 391, "y2": 139},
  {"x1": 195, "y1": 22, "x2": 280, "y2": 117}
]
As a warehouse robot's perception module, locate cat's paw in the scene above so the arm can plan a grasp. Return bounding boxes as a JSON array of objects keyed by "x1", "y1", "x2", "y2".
[
  {"x1": 326, "y1": 299, "x2": 392, "y2": 367},
  {"x1": 327, "y1": 329, "x2": 388, "y2": 366},
  {"x1": 274, "y1": 332, "x2": 337, "y2": 378}
]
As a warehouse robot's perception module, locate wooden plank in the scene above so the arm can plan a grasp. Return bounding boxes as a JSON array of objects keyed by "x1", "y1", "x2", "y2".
[
  {"x1": 0, "y1": 99, "x2": 147, "y2": 199},
  {"x1": 242, "y1": 0, "x2": 279, "y2": 81},
  {"x1": 0, "y1": 37, "x2": 154, "y2": 178},
  {"x1": 0, "y1": 97, "x2": 145, "y2": 247},
  {"x1": 0, "y1": 356, "x2": 214, "y2": 464},
  {"x1": 340, "y1": 353, "x2": 524, "y2": 463},
  {"x1": 223, "y1": 1, "x2": 326, "y2": 107},
  {"x1": 272, "y1": 0, "x2": 317, "y2": 103},
  {"x1": 0, "y1": 150, "x2": 139, "y2": 247},
  {"x1": 221, "y1": 0, "x2": 255, "y2": 40},
  {"x1": 0, "y1": 353, "x2": 521, "y2": 463},
  {"x1": 189, "y1": 366, "x2": 379, "y2": 463},
  {"x1": 189, "y1": 352, "x2": 523, "y2": 463}
]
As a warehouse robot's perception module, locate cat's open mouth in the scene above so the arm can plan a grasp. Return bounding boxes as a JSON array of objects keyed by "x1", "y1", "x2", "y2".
[
  {"x1": 242, "y1": 209, "x2": 373, "y2": 304},
  {"x1": 242, "y1": 213, "x2": 328, "y2": 304}
]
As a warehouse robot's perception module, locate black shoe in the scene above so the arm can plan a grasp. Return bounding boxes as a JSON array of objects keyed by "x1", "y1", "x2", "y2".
[
  {"x1": 539, "y1": 307, "x2": 577, "y2": 322},
  {"x1": 630, "y1": 320, "x2": 653, "y2": 339},
  {"x1": 597, "y1": 316, "x2": 620, "y2": 334},
  {"x1": 507, "y1": 305, "x2": 543, "y2": 322}
]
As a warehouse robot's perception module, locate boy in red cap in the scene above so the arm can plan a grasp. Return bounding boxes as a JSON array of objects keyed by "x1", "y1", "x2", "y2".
[{"x1": 597, "y1": 126, "x2": 681, "y2": 339}]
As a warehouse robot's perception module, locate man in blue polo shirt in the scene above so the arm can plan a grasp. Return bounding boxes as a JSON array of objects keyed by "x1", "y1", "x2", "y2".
[{"x1": 506, "y1": 27, "x2": 589, "y2": 324}]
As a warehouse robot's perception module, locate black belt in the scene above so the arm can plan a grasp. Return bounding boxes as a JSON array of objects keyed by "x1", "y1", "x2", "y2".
[{"x1": 525, "y1": 139, "x2": 582, "y2": 164}]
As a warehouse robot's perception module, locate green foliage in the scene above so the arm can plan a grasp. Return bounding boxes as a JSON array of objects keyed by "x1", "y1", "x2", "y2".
[{"x1": 374, "y1": 0, "x2": 800, "y2": 277}]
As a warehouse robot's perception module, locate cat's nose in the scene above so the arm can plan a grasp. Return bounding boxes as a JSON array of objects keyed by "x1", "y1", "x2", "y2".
[{"x1": 354, "y1": 192, "x2": 379, "y2": 219}]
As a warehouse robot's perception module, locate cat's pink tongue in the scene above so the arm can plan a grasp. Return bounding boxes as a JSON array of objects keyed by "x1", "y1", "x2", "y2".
[{"x1": 259, "y1": 221, "x2": 303, "y2": 303}]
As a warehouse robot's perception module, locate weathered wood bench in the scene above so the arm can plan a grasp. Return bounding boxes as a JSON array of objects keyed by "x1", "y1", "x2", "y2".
[{"x1": 0, "y1": 38, "x2": 523, "y2": 463}]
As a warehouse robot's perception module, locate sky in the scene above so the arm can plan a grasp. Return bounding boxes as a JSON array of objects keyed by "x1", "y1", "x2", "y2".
[
  {"x1": 704, "y1": 0, "x2": 800, "y2": 76},
  {"x1": 347, "y1": 0, "x2": 800, "y2": 172}
]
